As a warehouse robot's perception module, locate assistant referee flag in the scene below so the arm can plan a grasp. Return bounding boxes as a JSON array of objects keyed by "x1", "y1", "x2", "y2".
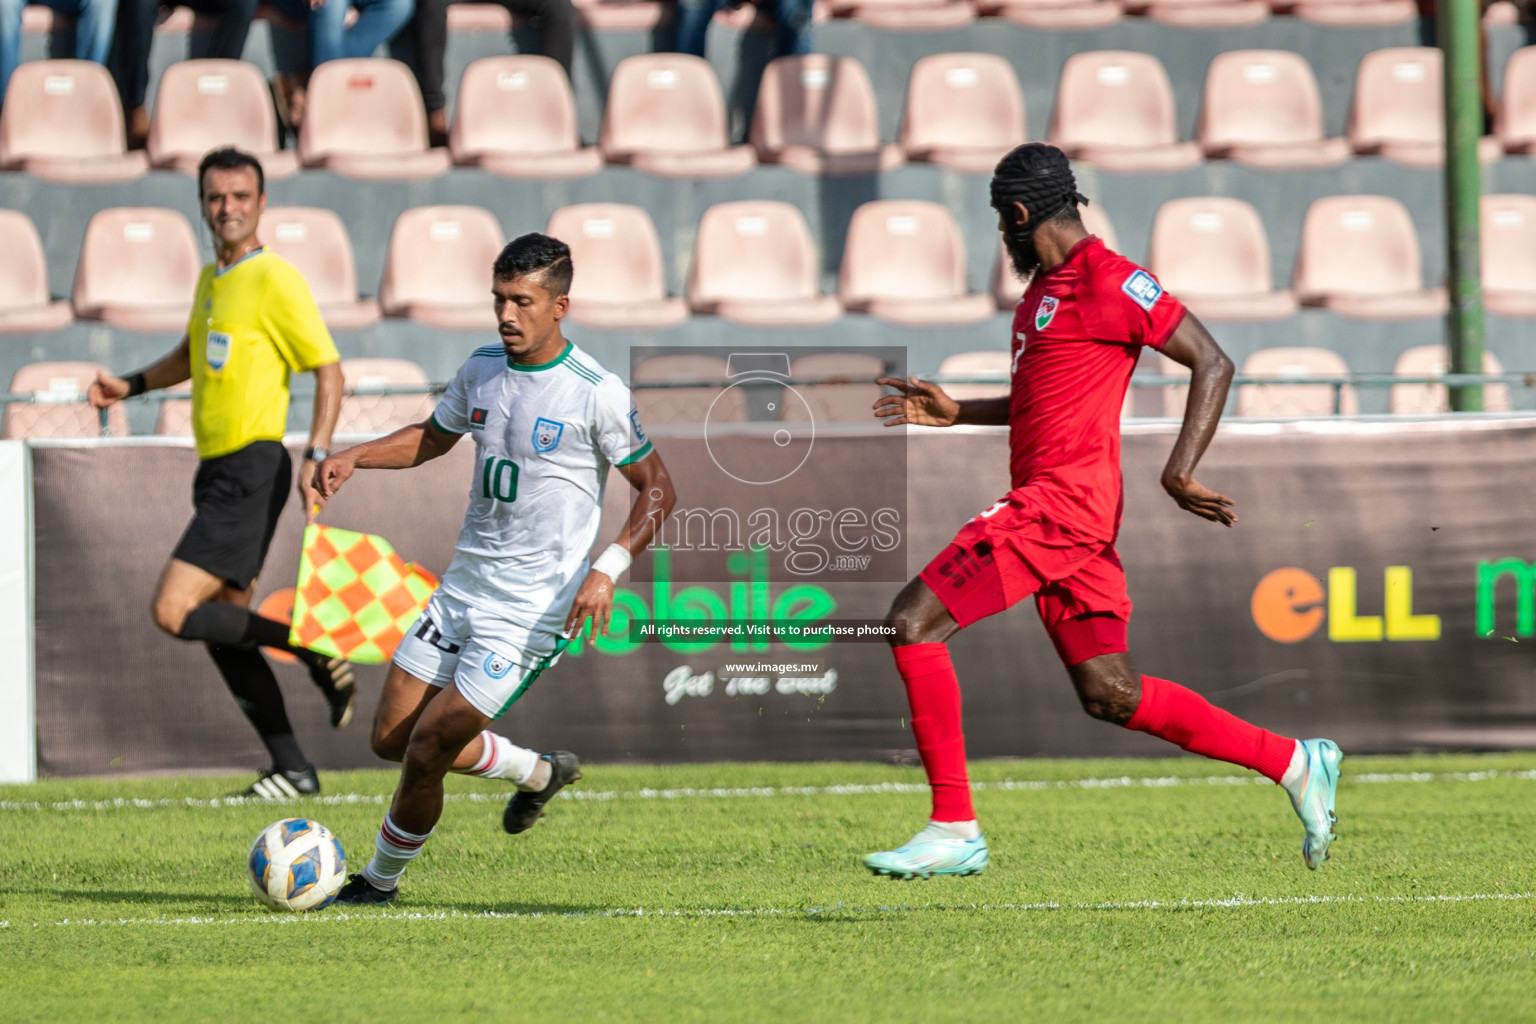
[{"x1": 289, "y1": 524, "x2": 439, "y2": 663}]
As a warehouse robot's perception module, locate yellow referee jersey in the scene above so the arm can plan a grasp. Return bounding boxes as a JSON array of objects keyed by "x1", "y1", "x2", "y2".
[{"x1": 187, "y1": 249, "x2": 339, "y2": 460}]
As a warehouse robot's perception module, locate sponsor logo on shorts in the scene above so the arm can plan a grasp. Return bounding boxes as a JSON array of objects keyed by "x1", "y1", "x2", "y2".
[
  {"x1": 483, "y1": 652, "x2": 514, "y2": 679},
  {"x1": 1034, "y1": 295, "x2": 1060, "y2": 331},
  {"x1": 532, "y1": 417, "x2": 565, "y2": 453},
  {"x1": 470, "y1": 408, "x2": 489, "y2": 429},
  {"x1": 935, "y1": 542, "x2": 995, "y2": 589},
  {"x1": 1121, "y1": 270, "x2": 1163, "y2": 312}
]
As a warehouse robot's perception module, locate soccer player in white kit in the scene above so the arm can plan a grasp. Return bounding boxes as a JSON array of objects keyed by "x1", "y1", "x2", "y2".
[{"x1": 315, "y1": 234, "x2": 676, "y2": 904}]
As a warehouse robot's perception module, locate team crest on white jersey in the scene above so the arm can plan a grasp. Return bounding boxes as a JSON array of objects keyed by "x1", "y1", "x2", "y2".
[
  {"x1": 1034, "y1": 295, "x2": 1060, "y2": 331},
  {"x1": 532, "y1": 417, "x2": 565, "y2": 453}
]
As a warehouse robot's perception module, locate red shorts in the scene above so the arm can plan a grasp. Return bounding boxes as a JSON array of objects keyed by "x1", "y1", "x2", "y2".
[{"x1": 918, "y1": 494, "x2": 1132, "y2": 667}]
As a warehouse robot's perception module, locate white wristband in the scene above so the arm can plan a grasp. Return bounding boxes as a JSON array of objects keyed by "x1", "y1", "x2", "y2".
[{"x1": 592, "y1": 543, "x2": 632, "y2": 581}]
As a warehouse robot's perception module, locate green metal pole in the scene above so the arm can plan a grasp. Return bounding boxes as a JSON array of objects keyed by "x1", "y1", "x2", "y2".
[{"x1": 1443, "y1": 0, "x2": 1485, "y2": 412}]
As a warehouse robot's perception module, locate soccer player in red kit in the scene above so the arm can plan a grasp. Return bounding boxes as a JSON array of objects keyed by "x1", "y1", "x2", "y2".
[{"x1": 864, "y1": 143, "x2": 1341, "y2": 879}]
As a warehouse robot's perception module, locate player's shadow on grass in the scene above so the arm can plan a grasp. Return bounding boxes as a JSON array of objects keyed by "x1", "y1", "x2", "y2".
[{"x1": 32, "y1": 887, "x2": 255, "y2": 913}]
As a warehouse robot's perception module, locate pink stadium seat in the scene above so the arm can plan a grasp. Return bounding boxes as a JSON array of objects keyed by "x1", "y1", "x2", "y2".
[
  {"x1": 1293, "y1": 195, "x2": 1448, "y2": 319},
  {"x1": 450, "y1": 56, "x2": 601, "y2": 178},
  {"x1": 1482, "y1": 194, "x2": 1536, "y2": 317},
  {"x1": 0, "y1": 60, "x2": 149, "y2": 182},
  {"x1": 299, "y1": 58, "x2": 452, "y2": 179},
  {"x1": 3, "y1": 362, "x2": 129, "y2": 439},
  {"x1": 0, "y1": 211, "x2": 74, "y2": 333},
  {"x1": 378, "y1": 205, "x2": 504, "y2": 329},
  {"x1": 750, "y1": 55, "x2": 905, "y2": 175},
  {"x1": 1148, "y1": 198, "x2": 1297, "y2": 321},
  {"x1": 1349, "y1": 48, "x2": 1501, "y2": 168},
  {"x1": 830, "y1": 0, "x2": 976, "y2": 29},
  {"x1": 599, "y1": 55, "x2": 756, "y2": 178},
  {"x1": 779, "y1": 353, "x2": 886, "y2": 423},
  {"x1": 899, "y1": 53, "x2": 1026, "y2": 174},
  {"x1": 153, "y1": 379, "x2": 193, "y2": 436},
  {"x1": 262, "y1": 207, "x2": 381, "y2": 330},
  {"x1": 1389, "y1": 346, "x2": 1509, "y2": 414},
  {"x1": 1497, "y1": 47, "x2": 1536, "y2": 154},
  {"x1": 981, "y1": 0, "x2": 1123, "y2": 28},
  {"x1": 72, "y1": 207, "x2": 200, "y2": 331},
  {"x1": 630, "y1": 354, "x2": 746, "y2": 425},
  {"x1": 337, "y1": 358, "x2": 436, "y2": 434},
  {"x1": 147, "y1": 60, "x2": 300, "y2": 180},
  {"x1": 1133, "y1": 0, "x2": 1267, "y2": 27},
  {"x1": 1198, "y1": 51, "x2": 1350, "y2": 168},
  {"x1": 446, "y1": 3, "x2": 514, "y2": 29},
  {"x1": 1237, "y1": 347, "x2": 1358, "y2": 417},
  {"x1": 992, "y1": 202, "x2": 1118, "y2": 311},
  {"x1": 840, "y1": 201, "x2": 994, "y2": 324},
  {"x1": 688, "y1": 201, "x2": 842, "y2": 326},
  {"x1": 1285, "y1": 0, "x2": 1415, "y2": 27},
  {"x1": 571, "y1": 0, "x2": 666, "y2": 29},
  {"x1": 1048, "y1": 52, "x2": 1202, "y2": 173},
  {"x1": 545, "y1": 204, "x2": 688, "y2": 329},
  {"x1": 937, "y1": 351, "x2": 1010, "y2": 400}
]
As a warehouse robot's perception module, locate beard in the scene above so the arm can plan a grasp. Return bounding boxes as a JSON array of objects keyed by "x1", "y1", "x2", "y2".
[{"x1": 1002, "y1": 224, "x2": 1042, "y2": 281}]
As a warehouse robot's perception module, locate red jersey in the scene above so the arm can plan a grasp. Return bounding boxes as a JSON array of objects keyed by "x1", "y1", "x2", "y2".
[{"x1": 1007, "y1": 236, "x2": 1186, "y2": 542}]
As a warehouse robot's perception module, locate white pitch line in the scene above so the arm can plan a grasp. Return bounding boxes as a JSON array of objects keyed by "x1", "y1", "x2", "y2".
[
  {"x1": 4, "y1": 769, "x2": 1535, "y2": 814},
  {"x1": 3, "y1": 891, "x2": 1531, "y2": 932}
]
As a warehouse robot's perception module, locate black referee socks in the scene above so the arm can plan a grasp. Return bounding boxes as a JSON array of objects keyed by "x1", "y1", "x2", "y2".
[{"x1": 179, "y1": 601, "x2": 297, "y2": 652}]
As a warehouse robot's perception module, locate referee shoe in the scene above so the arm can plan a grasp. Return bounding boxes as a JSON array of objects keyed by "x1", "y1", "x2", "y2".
[
  {"x1": 243, "y1": 766, "x2": 320, "y2": 799},
  {"x1": 503, "y1": 751, "x2": 582, "y2": 834}
]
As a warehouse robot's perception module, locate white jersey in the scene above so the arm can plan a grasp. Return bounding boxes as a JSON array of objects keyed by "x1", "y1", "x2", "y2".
[{"x1": 429, "y1": 341, "x2": 651, "y2": 632}]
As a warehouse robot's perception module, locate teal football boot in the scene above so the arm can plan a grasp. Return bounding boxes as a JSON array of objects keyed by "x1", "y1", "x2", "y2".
[
  {"x1": 863, "y1": 823, "x2": 989, "y2": 880},
  {"x1": 1287, "y1": 738, "x2": 1343, "y2": 869}
]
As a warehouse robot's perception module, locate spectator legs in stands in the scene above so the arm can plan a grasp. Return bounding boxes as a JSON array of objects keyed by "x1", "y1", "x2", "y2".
[
  {"x1": 672, "y1": 0, "x2": 811, "y2": 59},
  {"x1": 311, "y1": 0, "x2": 414, "y2": 65},
  {"x1": 392, "y1": 0, "x2": 449, "y2": 146},
  {"x1": 2, "y1": 0, "x2": 120, "y2": 108}
]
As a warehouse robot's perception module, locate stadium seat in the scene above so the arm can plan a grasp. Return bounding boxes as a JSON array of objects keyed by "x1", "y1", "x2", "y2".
[
  {"x1": 898, "y1": 53, "x2": 1026, "y2": 174},
  {"x1": 0, "y1": 211, "x2": 74, "y2": 333},
  {"x1": 153, "y1": 379, "x2": 193, "y2": 436},
  {"x1": 829, "y1": 0, "x2": 976, "y2": 29},
  {"x1": 263, "y1": 207, "x2": 381, "y2": 330},
  {"x1": 750, "y1": 55, "x2": 905, "y2": 175},
  {"x1": 840, "y1": 201, "x2": 994, "y2": 324},
  {"x1": 0, "y1": 60, "x2": 149, "y2": 183},
  {"x1": 992, "y1": 202, "x2": 1118, "y2": 310},
  {"x1": 545, "y1": 204, "x2": 688, "y2": 329},
  {"x1": 571, "y1": 0, "x2": 666, "y2": 29},
  {"x1": 1132, "y1": 0, "x2": 1267, "y2": 27},
  {"x1": 1148, "y1": 198, "x2": 1297, "y2": 321},
  {"x1": 336, "y1": 358, "x2": 436, "y2": 434},
  {"x1": 1048, "y1": 52, "x2": 1202, "y2": 172},
  {"x1": 378, "y1": 205, "x2": 503, "y2": 329},
  {"x1": 450, "y1": 56, "x2": 602, "y2": 178},
  {"x1": 1388, "y1": 346, "x2": 1509, "y2": 414},
  {"x1": 146, "y1": 60, "x2": 299, "y2": 180},
  {"x1": 631, "y1": 354, "x2": 745, "y2": 425},
  {"x1": 299, "y1": 58, "x2": 452, "y2": 179},
  {"x1": 1237, "y1": 347, "x2": 1358, "y2": 417},
  {"x1": 3, "y1": 362, "x2": 129, "y2": 439},
  {"x1": 1496, "y1": 47, "x2": 1536, "y2": 153},
  {"x1": 779, "y1": 353, "x2": 886, "y2": 423},
  {"x1": 981, "y1": 0, "x2": 1123, "y2": 28},
  {"x1": 936, "y1": 351, "x2": 1010, "y2": 400},
  {"x1": 1482, "y1": 194, "x2": 1536, "y2": 317},
  {"x1": 599, "y1": 55, "x2": 756, "y2": 178},
  {"x1": 1292, "y1": 196, "x2": 1448, "y2": 319},
  {"x1": 688, "y1": 202, "x2": 842, "y2": 326},
  {"x1": 1284, "y1": 0, "x2": 1415, "y2": 27},
  {"x1": 1348, "y1": 48, "x2": 1501, "y2": 168},
  {"x1": 1198, "y1": 51, "x2": 1350, "y2": 168},
  {"x1": 72, "y1": 207, "x2": 200, "y2": 331}
]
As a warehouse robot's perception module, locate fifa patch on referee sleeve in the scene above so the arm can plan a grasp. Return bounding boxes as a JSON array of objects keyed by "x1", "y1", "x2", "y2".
[{"x1": 1121, "y1": 270, "x2": 1164, "y2": 311}]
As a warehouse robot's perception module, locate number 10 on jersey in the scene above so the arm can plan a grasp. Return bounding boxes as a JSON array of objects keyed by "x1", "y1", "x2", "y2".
[{"x1": 482, "y1": 457, "x2": 519, "y2": 503}]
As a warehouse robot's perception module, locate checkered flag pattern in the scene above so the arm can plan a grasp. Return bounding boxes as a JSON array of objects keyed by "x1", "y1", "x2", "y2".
[{"x1": 289, "y1": 524, "x2": 439, "y2": 664}]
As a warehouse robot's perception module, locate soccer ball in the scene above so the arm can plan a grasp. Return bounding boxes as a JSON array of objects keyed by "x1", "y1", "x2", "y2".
[{"x1": 247, "y1": 818, "x2": 347, "y2": 912}]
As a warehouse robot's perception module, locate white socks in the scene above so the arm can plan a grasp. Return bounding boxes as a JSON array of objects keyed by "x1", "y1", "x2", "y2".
[
  {"x1": 1279, "y1": 740, "x2": 1307, "y2": 794},
  {"x1": 455, "y1": 731, "x2": 540, "y2": 786},
  {"x1": 361, "y1": 813, "x2": 432, "y2": 889},
  {"x1": 928, "y1": 819, "x2": 982, "y2": 841}
]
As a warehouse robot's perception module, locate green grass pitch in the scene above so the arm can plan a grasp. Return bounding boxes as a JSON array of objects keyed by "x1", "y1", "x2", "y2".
[{"x1": 3, "y1": 753, "x2": 1536, "y2": 1023}]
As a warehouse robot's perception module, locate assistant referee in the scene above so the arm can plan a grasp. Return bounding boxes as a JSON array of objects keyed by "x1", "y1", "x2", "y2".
[{"x1": 90, "y1": 147, "x2": 356, "y2": 798}]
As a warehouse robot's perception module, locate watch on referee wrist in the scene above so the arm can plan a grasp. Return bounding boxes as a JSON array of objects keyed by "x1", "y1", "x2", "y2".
[{"x1": 303, "y1": 446, "x2": 330, "y2": 463}]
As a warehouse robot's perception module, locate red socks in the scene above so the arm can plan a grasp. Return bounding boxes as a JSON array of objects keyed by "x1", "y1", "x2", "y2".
[
  {"x1": 893, "y1": 643, "x2": 975, "y2": 821},
  {"x1": 1128, "y1": 675, "x2": 1295, "y2": 782}
]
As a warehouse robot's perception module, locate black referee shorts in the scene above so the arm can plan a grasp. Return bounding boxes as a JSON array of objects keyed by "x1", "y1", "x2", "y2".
[{"x1": 172, "y1": 440, "x2": 292, "y2": 592}]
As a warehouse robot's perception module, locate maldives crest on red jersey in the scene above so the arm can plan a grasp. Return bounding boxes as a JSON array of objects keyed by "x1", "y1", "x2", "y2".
[{"x1": 1034, "y1": 295, "x2": 1060, "y2": 331}]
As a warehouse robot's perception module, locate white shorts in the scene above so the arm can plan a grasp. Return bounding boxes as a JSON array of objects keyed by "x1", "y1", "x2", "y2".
[{"x1": 392, "y1": 590, "x2": 567, "y2": 720}]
